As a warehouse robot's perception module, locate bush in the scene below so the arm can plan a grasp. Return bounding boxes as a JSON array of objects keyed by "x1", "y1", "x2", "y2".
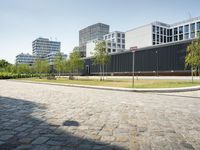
[{"x1": 0, "y1": 72, "x2": 40, "y2": 79}]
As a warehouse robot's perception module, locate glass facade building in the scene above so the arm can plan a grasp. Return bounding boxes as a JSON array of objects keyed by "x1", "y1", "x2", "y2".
[
  {"x1": 32, "y1": 38, "x2": 61, "y2": 59},
  {"x1": 79, "y1": 23, "x2": 109, "y2": 57},
  {"x1": 16, "y1": 53, "x2": 35, "y2": 65}
]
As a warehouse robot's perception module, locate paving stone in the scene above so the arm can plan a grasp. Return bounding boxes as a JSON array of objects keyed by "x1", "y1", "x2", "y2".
[
  {"x1": 0, "y1": 134, "x2": 14, "y2": 140},
  {"x1": 1, "y1": 80, "x2": 200, "y2": 150},
  {"x1": 32, "y1": 137, "x2": 49, "y2": 144}
]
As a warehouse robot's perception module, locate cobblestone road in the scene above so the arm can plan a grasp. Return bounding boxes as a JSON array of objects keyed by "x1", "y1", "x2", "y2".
[{"x1": 0, "y1": 80, "x2": 200, "y2": 150}]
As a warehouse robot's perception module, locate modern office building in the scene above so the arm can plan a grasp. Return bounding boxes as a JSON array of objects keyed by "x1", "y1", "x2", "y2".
[
  {"x1": 32, "y1": 38, "x2": 61, "y2": 59},
  {"x1": 104, "y1": 31, "x2": 125, "y2": 53},
  {"x1": 85, "y1": 31, "x2": 125, "y2": 57},
  {"x1": 79, "y1": 23, "x2": 109, "y2": 57},
  {"x1": 47, "y1": 52, "x2": 67, "y2": 65},
  {"x1": 126, "y1": 16, "x2": 200, "y2": 50},
  {"x1": 16, "y1": 53, "x2": 35, "y2": 66}
]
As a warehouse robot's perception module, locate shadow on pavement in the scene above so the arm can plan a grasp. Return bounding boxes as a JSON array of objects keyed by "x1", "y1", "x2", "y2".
[{"x1": 0, "y1": 96, "x2": 126, "y2": 150}]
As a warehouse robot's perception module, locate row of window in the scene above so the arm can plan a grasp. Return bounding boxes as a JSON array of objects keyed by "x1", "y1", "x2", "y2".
[
  {"x1": 107, "y1": 43, "x2": 125, "y2": 49},
  {"x1": 104, "y1": 33, "x2": 125, "y2": 39},
  {"x1": 152, "y1": 22, "x2": 200, "y2": 36}
]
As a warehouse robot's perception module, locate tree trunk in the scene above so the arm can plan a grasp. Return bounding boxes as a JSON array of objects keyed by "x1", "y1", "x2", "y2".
[
  {"x1": 102, "y1": 64, "x2": 104, "y2": 81},
  {"x1": 100, "y1": 65, "x2": 102, "y2": 81},
  {"x1": 191, "y1": 66, "x2": 194, "y2": 83}
]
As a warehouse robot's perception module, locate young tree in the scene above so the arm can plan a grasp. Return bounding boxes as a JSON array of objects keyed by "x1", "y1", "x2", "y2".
[
  {"x1": 33, "y1": 59, "x2": 49, "y2": 78},
  {"x1": 185, "y1": 36, "x2": 200, "y2": 81},
  {"x1": 68, "y1": 47, "x2": 84, "y2": 79},
  {"x1": 55, "y1": 53, "x2": 65, "y2": 77},
  {"x1": 17, "y1": 64, "x2": 30, "y2": 74},
  {"x1": 93, "y1": 41, "x2": 110, "y2": 81}
]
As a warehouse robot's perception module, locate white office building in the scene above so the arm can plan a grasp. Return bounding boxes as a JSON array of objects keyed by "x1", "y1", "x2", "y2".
[
  {"x1": 85, "y1": 31, "x2": 125, "y2": 57},
  {"x1": 126, "y1": 16, "x2": 200, "y2": 50},
  {"x1": 104, "y1": 31, "x2": 125, "y2": 53},
  {"x1": 16, "y1": 53, "x2": 35, "y2": 65}
]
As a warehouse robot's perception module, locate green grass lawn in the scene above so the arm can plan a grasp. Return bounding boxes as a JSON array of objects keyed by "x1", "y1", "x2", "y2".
[{"x1": 19, "y1": 77, "x2": 200, "y2": 88}]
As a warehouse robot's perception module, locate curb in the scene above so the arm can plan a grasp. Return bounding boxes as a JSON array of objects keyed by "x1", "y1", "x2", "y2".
[{"x1": 10, "y1": 80, "x2": 200, "y2": 93}]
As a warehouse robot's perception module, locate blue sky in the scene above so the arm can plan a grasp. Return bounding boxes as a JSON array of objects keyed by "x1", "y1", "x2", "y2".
[{"x1": 1, "y1": 0, "x2": 200, "y2": 63}]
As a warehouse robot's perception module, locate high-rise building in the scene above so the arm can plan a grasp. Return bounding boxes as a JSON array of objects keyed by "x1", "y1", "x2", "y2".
[
  {"x1": 79, "y1": 23, "x2": 109, "y2": 57},
  {"x1": 126, "y1": 16, "x2": 200, "y2": 49},
  {"x1": 32, "y1": 38, "x2": 61, "y2": 59}
]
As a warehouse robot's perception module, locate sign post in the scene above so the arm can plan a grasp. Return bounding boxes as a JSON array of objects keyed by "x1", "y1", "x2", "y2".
[{"x1": 130, "y1": 47, "x2": 137, "y2": 88}]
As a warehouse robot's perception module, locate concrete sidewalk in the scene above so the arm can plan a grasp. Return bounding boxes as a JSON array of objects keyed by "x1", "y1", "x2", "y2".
[
  {"x1": 56, "y1": 75, "x2": 200, "y2": 80},
  {"x1": 12, "y1": 80, "x2": 200, "y2": 93}
]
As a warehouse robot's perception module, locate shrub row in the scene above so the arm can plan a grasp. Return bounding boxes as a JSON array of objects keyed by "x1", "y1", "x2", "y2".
[{"x1": 0, "y1": 72, "x2": 40, "y2": 79}]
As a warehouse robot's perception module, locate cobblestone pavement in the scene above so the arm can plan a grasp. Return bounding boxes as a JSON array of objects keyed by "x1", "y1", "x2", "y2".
[{"x1": 0, "y1": 80, "x2": 200, "y2": 150}]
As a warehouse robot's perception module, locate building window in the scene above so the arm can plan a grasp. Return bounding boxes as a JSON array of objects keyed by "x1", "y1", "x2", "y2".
[
  {"x1": 184, "y1": 33, "x2": 189, "y2": 39},
  {"x1": 112, "y1": 43, "x2": 116, "y2": 47},
  {"x1": 157, "y1": 35, "x2": 159, "y2": 42},
  {"x1": 107, "y1": 48, "x2": 111, "y2": 53},
  {"x1": 179, "y1": 34, "x2": 183, "y2": 40},
  {"x1": 122, "y1": 34, "x2": 125, "y2": 38},
  {"x1": 152, "y1": 25, "x2": 155, "y2": 33},
  {"x1": 164, "y1": 36, "x2": 166, "y2": 43},
  {"x1": 112, "y1": 49, "x2": 116, "y2": 52},
  {"x1": 191, "y1": 32, "x2": 195, "y2": 38},
  {"x1": 174, "y1": 35, "x2": 178, "y2": 41},
  {"x1": 160, "y1": 27, "x2": 163, "y2": 34},
  {"x1": 117, "y1": 33, "x2": 120, "y2": 37},
  {"x1": 105, "y1": 36, "x2": 107, "y2": 39},
  {"x1": 122, "y1": 45, "x2": 125, "y2": 48},
  {"x1": 122, "y1": 39, "x2": 125, "y2": 43},
  {"x1": 184, "y1": 25, "x2": 189, "y2": 33},
  {"x1": 179, "y1": 26, "x2": 183, "y2": 34},
  {"x1": 117, "y1": 44, "x2": 121, "y2": 48},
  {"x1": 164, "y1": 28, "x2": 166, "y2": 35},
  {"x1": 112, "y1": 34, "x2": 114, "y2": 38},
  {"x1": 117, "y1": 39, "x2": 121, "y2": 43},
  {"x1": 153, "y1": 42, "x2": 156, "y2": 45},
  {"x1": 160, "y1": 36, "x2": 163, "y2": 43},
  {"x1": 197, "y1": 22, "x2": 200, "y2": 31},
  {"x1": 107, "y1": 42, "x2": 111, "y2": 47},
  {"x1": 153, "y1": 34, "x2": 156, "y2": 41},
  {"x1": 174, "y1": 28, "x2": 178, "y2": 35},
  {"x1": 112, "y1": 39, "x2": 115, "y2": 42},
  {"x1": 108, "y1": 35, "x2": 111, "y2": 38},
  {"x1": 156, "y1": 26, "x2": 159, "y2": 34}
]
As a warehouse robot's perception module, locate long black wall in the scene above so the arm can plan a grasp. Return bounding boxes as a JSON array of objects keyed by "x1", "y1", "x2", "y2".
[{"x1": 83, "y1": 41, "x2": 191, "y2": 76}]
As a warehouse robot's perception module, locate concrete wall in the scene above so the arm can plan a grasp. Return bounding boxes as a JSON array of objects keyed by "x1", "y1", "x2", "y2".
[
  {"x1": 86, "y1": 41, "x2": 96, "y2": 57},
  {"x1": 125, "y1": 24, "x2": 152, "y2": 49}
]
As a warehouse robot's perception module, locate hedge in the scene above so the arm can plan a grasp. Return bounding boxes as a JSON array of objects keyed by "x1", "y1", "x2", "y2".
[{"x1": 0, "y1": 72, "x2": 40, "y2": 79}]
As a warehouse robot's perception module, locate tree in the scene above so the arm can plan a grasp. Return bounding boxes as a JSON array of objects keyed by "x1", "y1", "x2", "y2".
[
  {"x1": 55, "y1": 53, "x2": 65, "y2": 77},
  {"x1": 185, "y1": 36, "x2": 200, "y2": 82},
  {"x1": 93, "y1": 41, "x2": 110, "y2": 81},
  {"x1": 0, "y1": 59, "x2": 11, "y2": 72},
  {"x1": 68, "y1": 47, "x2": 84, "y2": 79},
  {"x1": 33, "y1": 59, "x2": 49, "y2": 78},
  {"x1": 17, "y1": 64, "x2": 30, "y2": 74}
]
